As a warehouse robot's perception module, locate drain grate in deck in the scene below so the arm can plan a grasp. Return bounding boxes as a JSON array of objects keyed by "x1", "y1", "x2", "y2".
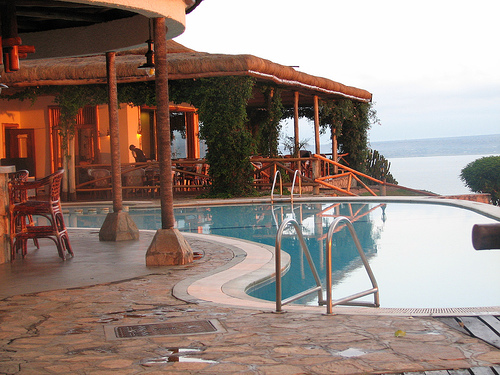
[{"x1": 104, "y1": 319, "x2": 225, "y2": 340}]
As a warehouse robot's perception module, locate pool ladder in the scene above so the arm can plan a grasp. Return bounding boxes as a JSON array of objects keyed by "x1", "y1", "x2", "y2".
[
  {"x1": 271, "y1": 170, "x2": 302, "y2": 203},
  {"x1": 275, "y1": 217, "x2": 380, "y2": 314}
]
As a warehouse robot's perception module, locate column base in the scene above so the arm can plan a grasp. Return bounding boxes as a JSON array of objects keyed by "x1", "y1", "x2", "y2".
[
  {"x1": 146, "y1": 228, "x2": 193, "y2": 266},
  {"x1": 99, "y1": 211, "x2": 139, "y2": 241}
]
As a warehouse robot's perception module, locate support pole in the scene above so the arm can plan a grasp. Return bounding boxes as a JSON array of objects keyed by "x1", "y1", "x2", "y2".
[
  {"x1": 107, "y1": 51, "x2": 122, "y2": 214},
  {"x1": 293, "y1": 91, "x2": 299, "y2": 158},
  {"x1": 332, "y1": 126, "x2": 338, "y2": 175},
  {"x1": 146, "y1": 17, "x2": 193, "y2": 266},
  {"x1": 313, "y1": 95, "x2": 320, "y2": 194},
  {"x1": 99, "y1": 51, "x2": 139, "y2": 241},
  {"x1": 314, "y1": 95, "x2": 320, "y2": 155}
]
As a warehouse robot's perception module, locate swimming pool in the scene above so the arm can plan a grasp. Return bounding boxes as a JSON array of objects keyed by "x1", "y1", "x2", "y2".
[{"x1": 64, "y1": 199, "x2": 500, "y2": 310}]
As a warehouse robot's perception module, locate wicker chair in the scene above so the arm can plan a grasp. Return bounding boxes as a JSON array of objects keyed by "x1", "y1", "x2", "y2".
[
  {"x1": 88, "y1": 168, "x2": 111, "y2": 199},
  {"x1": 8, "y1": 169, "x2": 39, "y2": 251},
  {"x1": 11, "y1": 169, "x2": 73, "y2": 260},
  {"x1": 122, "y1": 168, "x2": 146, "y2": 197}
]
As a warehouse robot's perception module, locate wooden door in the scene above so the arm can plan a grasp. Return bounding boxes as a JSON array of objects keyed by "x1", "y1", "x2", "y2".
[{"x1": 4, "y1": 128, "x2": 36, "y2": 175}]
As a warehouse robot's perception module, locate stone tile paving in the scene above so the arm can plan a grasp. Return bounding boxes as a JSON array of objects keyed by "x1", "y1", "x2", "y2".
[{"x1": 1, "y1": 236, "x2": 499, "y2": 374}]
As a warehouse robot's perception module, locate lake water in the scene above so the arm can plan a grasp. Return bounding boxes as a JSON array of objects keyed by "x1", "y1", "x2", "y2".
[{"x1": 370, "y1": 134, "x2": 500, "y2": 195}]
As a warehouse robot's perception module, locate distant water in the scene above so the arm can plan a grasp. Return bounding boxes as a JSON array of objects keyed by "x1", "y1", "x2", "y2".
[
  {"x1": 370, "y1": 134, "x2": 500, "y2": 158},
  {"x1": 370, "y1": 134, "x2": 500, "y2": 195}
]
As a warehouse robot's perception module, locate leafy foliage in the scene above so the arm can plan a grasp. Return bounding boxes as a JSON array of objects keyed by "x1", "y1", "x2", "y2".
[
  {"x1": 6, "y1": 78, "x2": 382, "y2": 197},
  {"x1": 7, "y1": 85, "x2": 107, "y2": 152},
  {"x1": 320, "y1": 100, "x2": 379, "y2": 172},
  {"x1": 247, "y1": 86, "x2": 284, "y2": 157},
  {"x1": 171, "y1": 76, "x2": 257, "y2": 197},
  {"x1": 460, "y1": 156, "x2": 500, "y2": 205}
]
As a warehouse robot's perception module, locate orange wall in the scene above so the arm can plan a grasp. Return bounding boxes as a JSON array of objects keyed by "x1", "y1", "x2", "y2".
[
  {"x1": 0, "y1": 96, "x2": 55, "y2": 178},
  {"x1": 97, "y1": 104, "x2": 140, "y2": 164}
]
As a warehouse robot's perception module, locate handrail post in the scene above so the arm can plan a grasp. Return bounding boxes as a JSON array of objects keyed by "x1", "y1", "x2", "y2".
[
  {"x1": 271, "y1": 170, "x2": 282, "y2": 203},
  {"x1": 290, "y1": 170, "x2": 302, "y2": 204},
  {"x1": 326, "y1": 216, "x2": 379, "y2": 313},
  {"x1": 275, "y1": 222, "x2": 284, "y2": 312},
  {"x1": 275, "y1": 218, "x2": 324, "y2": 313}
]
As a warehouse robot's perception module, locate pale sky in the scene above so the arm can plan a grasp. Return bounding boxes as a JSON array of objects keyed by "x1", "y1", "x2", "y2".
[{"x1": 176, "y1": 0, "x2": 500, "y2": 143}]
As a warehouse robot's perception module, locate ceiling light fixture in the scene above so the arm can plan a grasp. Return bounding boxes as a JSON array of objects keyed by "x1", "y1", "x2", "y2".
[{"x1": 138, "y1": 19, "x2": 155, "y2": 77}]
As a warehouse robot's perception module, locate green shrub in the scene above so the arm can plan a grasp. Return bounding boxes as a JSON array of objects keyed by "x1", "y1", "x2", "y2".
[{"x1": 460, "y1": 156, "x2": 500, "y2": 205}]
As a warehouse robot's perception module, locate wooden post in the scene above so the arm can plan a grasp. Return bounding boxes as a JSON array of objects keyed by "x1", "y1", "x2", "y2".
[
  {"x1": 186, "y1": 112, "x2": 200, "y2": 159},
  {"x1": 106, "y1": 51, "x2": 122, "y2": 214},
  {"x1": 332, "y1": 126, "x2": 338, "y2": 175},
  {"x1": 68, "y1": 137, "x2": 76, "y2": 201},
  {"x1": 146, "y1": 17, "x2": 193, "y2": 266},
  {"x1": 314, "y1": 95, "x2": 320, "y2": 155},
  {"x1": 99, "y1": 51, "x2": 139, "y2": 242},
  {"x1": 154, "y1": 17, "x2": 175, "y2": 230},
  {"x1": 313, "y1": 95, "x2": 320, "y2": 194},
  {"x1": 293, "y1": 91, "x2": 299, "y2": 158}
]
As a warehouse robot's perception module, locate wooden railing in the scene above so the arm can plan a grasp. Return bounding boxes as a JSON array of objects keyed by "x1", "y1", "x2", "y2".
[
  {"x1": 75, "y1": 154, "x2": 435, "y2": 199},
  {"x1": 75, "y1": 159, "x2": 210, "y2": 198}
]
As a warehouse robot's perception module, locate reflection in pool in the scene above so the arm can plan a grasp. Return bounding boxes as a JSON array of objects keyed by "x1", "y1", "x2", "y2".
[{"x1": 65, "y1": 202, "x2": 500, "y2": 309}]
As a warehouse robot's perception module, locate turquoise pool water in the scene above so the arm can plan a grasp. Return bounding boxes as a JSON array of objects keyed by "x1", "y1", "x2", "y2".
[{"x1": 65, "y1": 202, "x2": 500, "y2": 309}]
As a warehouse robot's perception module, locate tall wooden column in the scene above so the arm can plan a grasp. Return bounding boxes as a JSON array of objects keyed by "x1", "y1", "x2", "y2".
[
  {"x1": 332, "y1": 127, "x2": 338, "y2": 175},
  {"x1": 293, "y1": 91, "x2": 300, "y2": 157},
  {"x1": 313, "y1": 95, "x2": 320, "y2": 194},
  {"x1": 146, "y1": 17, "x2": 193, "y2": 266},
  {"x1": 99, "y1": 51, "x2": 139, "y2": 241}
]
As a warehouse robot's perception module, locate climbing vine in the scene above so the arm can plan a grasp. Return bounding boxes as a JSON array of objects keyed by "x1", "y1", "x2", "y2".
[
  {"x1": 6, "y1": 78, "x2": 384, "y2": 196},
  {"x1": 7, "y1": 85, "x2": 107, "y2": 152},
  {"x1": 319, "y1": 100, "x2": 380, "y2": 172},
  {"x1": 247, "y1": 86, "x2": 284, "y2": 157},
  {"x1": 170, "y1": 76, "x2": 256, "y2": 197}
]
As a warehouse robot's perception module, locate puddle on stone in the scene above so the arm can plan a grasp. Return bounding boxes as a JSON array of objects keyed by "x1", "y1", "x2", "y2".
[
  {"x1": 337, "y1": 348, "x2": 367, "y2": 358},
  {"x1": 140, "y1": 348, "x2": 218, "y2": 365},
  {"x1": 65, "y1": 327, "x2": 91, "y2": 335}
]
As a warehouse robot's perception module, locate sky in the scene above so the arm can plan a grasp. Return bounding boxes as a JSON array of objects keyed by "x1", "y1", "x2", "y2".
[{"x1": 176, "y1": 0, "x2": 500, "y2": 144}]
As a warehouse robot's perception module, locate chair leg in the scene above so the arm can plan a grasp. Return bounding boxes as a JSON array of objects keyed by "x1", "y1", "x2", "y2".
[
  {"x1": 61, "y1": 232, "x2": 74, "y2": 257},
  {"x1": 27, "y1": 215, "x2": 40, "y2": 249}
]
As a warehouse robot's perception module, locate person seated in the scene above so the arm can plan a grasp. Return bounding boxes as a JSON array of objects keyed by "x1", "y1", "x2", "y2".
[{"x1": 129, "y1": 144, "x2": 147, "y2": 162}]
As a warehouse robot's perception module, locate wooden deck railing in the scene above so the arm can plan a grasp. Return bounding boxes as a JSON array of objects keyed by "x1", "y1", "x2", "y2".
[
  {"x1": 75, "y1": 154, "x2": 435, "y2": 199},
  {"x1": 76, "y1": 159, "x2": 210, "y2": 198}
]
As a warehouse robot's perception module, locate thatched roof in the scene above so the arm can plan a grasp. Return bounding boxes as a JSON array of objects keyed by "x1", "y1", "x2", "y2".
[{"x1": 2, "y1": 40, "x2": 372, "y2": 104}]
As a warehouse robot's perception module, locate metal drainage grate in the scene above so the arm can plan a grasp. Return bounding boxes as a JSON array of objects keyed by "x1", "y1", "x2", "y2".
[{"x1": 104, "y1": 319, "x2": 225, "y2": 340}]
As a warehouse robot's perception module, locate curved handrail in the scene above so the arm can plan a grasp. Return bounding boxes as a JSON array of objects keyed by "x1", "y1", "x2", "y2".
[
  {"x1": 275, "y1": 218, "x2": 324, "y2": 312},
  {"x1": 325, "y1": 216, "x2": 380, "y2": 314},
  {"x1": 290, "y1": 170, "x2": 302, "y2": 203},
  {"x1": 270, "y1": 170, "x2": 283, "y2": 203}
]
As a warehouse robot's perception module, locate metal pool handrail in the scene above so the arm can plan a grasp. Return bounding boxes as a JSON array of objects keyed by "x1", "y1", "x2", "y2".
[
  {"x1": 325, "y1": 216, "x2": 380, "y2": 314},
  {"x1": 272, "y1": 170, "x2": 302, "y2": 203},
  {"x1": 274, "y1": 216, "x2": 380, "y2": 314},
  {"x1": 275, "y1": 218, "x2": 325, "y2": 312},
  {"x1": 290, "y1": 170, "x2": 302, "y2": 203},
  {"x1": 271, "y1": 170, "x2": 282, "y2": 203}
]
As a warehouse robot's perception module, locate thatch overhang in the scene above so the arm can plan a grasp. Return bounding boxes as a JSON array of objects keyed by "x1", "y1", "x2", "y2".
[{"x1": 2, "y1": 40, "x2": 372, "y2": 106}]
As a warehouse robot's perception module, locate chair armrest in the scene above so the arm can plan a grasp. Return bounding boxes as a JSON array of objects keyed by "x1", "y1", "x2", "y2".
[{"x1": 10, "y1": 175, "x2": 50, "y2": 191}]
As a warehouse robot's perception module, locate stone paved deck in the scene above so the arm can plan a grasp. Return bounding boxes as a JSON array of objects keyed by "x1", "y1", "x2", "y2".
[{"x1": 0, "y1": 229, "x2": 499, "y2": 374}]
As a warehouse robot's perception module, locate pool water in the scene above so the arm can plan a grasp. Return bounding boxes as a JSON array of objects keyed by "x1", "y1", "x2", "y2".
[{"x1": 65, "y1": 202, "x2": 500, "y2": 309}]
